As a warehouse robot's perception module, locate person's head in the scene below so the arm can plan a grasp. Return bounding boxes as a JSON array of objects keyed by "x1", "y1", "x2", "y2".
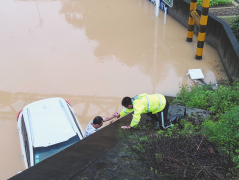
[
  {"x1": 92, "y1": 116, "x2": 103, "y2": 128},
  {"x1": 122, "y1": 97, "x2": 133, "y2": 109}
]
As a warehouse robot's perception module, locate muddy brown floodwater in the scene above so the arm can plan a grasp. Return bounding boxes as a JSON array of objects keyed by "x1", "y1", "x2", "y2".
[{"x1": 0, "y1": 0, "x2": 227, "y2": 179}]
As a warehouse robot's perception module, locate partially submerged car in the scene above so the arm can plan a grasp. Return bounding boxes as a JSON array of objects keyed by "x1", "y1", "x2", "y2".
[{"x1": 17, "y1": 97, "x2": 84, "y2": 168}]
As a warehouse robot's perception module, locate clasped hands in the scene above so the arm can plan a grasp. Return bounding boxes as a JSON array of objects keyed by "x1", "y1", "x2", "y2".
[{"x1": 109, "y1": 112, "x2": 120, "y2": 124}]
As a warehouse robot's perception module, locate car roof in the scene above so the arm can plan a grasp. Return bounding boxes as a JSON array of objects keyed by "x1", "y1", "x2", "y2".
[{"x1": 23, "y1": 98, "x2": 77, "y2": 148}]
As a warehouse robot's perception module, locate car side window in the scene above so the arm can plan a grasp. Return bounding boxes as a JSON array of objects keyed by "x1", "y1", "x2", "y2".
[
  {"x1": 21, "y1": 115, "x2": 31, "y2": 167},
  {"x1": 67, "y1": 105, "x2": 84, "y2": 138}
]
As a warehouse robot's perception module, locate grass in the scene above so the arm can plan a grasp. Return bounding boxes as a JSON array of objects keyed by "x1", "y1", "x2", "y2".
[
  {"x1": 195, "y1": 0, "x2": 233, "y2": 6},
  {"x1": 219, "y1": 16, "x2": 238, "y2": 26},
  {"x1": 172, "y1": 80, "x2": 239, "y2": 167},
  {"x1": 218, "y1": 14, "x2": 239, "y2": 42}
]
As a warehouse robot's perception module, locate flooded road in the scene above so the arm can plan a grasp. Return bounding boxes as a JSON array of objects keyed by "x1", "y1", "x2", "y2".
[{"x1": 0, "y1": 0, "x2": 227, "y2": 178}]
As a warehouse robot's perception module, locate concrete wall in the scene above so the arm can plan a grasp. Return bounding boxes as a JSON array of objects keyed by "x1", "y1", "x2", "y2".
[{"x1": 168, "y1": 0, "x2": 239, "y2": 81}]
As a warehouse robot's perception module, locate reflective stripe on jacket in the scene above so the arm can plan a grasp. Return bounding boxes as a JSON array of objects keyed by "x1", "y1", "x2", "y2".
[
  {"x1": 130, "y1": 93, "x2": 166, "y2": 127},
  {"x1": 120, "y1": 108, "x2": 134, "y2": 117}
]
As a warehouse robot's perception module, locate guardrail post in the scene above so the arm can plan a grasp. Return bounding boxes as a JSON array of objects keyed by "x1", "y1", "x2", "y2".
[
  {"x1": 164, "y1": 4, "x2": 167, "y2": 24},
  {"x1": 196, "y1": 0, "x2": 210, "y2": 60},
  {"x1": 187, "y1": 0, "x2": 197, "y2": 42},
  {"x1": 155, "y1": 0, "x2": 159, "y2": 16}
]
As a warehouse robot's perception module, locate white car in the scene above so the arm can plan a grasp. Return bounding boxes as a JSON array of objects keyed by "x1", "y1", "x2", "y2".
[{"x1": 17, "y1": 97, "x2": 84, "y2": 169}]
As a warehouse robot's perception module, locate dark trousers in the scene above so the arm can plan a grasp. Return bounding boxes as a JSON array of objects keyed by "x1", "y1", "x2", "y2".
[{"x1": 147, "y1": 100, "x2": 171, "y2": 129}]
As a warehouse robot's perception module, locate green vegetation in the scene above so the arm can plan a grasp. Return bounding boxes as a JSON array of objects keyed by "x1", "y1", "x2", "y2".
[
  {"x1": 219, "y1": 16, "x2": 238, "y2": 26},
  {"x1": 231, "y1": 15, "x2": 239, "y2": 41},
  {"x1": 173, "y1": 80, "x2": 239, "y2": 168},
  {"x1": 219, "y1": 13, "x2": 239, "y2": 42},
  {"x1": 195, "y1": 0, "x2": 232, "y2": 6},
  {"x1": 173, "y1": 80, "x2": 239, "y2": 120},
  {"x1": 202, "y1": 107, "x2": 239, "y2": 167},
  {"x1": 127, "y1": 115, "x2": 239, "y2": 179}
]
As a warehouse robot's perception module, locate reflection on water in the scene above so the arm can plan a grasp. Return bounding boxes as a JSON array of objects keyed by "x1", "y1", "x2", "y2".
[
  {"x1": 59, "y1": 0, "x2": 226, "y2": 92},
  {"x1": 0, "y1": 0, "x2": 227, "y2": 178},
  {"x1": 0, "y1": 91, "x2": 122, "y2": 122}
]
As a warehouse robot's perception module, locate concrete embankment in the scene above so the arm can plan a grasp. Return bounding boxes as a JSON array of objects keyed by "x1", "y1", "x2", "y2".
[{"x1": 168, "y1": 0, "x2": 239, "y2": 81}]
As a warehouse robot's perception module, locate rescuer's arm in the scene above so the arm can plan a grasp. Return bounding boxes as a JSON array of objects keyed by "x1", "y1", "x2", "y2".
[
  {"x1": 130, "y1": 108, "x2": 142, "y2": 127},
  {"x1": 120, "y1": 108, "x2": 134, "y2": 118},
  {"x1": 103, "y1": 112, "x2": 119, "y2": 123},
  {"x1": 121, "y1": 104, "x2": 143, "y2": 129}
]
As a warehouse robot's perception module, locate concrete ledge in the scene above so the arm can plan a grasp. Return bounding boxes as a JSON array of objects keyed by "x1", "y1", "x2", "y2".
[{"x1": 168, "y1": 0, "x2": 239, "y2": 81}]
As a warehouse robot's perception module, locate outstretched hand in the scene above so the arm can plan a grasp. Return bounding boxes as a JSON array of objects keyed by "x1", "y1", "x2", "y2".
[
  {"x1": 121, "y1": 125, "x2": 131, "y2": 129},
  {"x1": 113, "y1": 112, "x2": 120, "y2": 118}
]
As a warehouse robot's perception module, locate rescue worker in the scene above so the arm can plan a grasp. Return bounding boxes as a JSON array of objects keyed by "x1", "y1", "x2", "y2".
[{"x1": 121, "y1": 93, "x2": 171, "y2": 129}]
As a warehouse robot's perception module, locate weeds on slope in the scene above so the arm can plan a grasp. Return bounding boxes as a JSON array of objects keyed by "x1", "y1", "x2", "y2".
[{"x1": 122, "y1": 118, "x2": 238, "y2": 179}]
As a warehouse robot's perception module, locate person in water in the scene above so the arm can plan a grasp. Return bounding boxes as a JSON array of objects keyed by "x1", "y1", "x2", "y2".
[
  {"x1": 84, "y1": 112, "x2": 118, "y2": 138},
  {"x1": 120, "y1": 93, "x2": 171, "y2": 129}
]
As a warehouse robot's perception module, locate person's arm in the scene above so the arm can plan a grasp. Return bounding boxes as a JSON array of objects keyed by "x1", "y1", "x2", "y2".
[
  {"x1": 120, "y1": 108, "x2": 134, "y2": 118},
  {"x1": 103, "y1": 112, "x2": 119, "y2": 122},
  {"x1": 121, "y1": 104, "x2": 143, "y2": 129}
]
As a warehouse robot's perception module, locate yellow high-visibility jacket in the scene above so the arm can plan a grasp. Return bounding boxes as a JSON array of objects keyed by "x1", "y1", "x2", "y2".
[
  {"x1": 130, "y1": 93, "x2": 166, "y2": 127},
  {"x1": 120, "y1": 108, "x2": 134, "y2": 117}
]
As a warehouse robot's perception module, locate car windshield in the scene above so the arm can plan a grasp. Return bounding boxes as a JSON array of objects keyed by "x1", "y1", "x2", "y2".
[{"x1": 33, "y1": 135, "x2": 80, "y2": 164}]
